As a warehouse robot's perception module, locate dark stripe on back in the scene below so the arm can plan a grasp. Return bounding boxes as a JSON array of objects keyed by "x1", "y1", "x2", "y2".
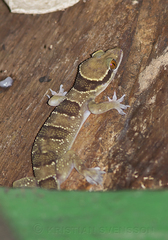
[
  {"x1": 39, "y1": 177, "x2": 57, "y2": 189},
  {"x1": 74, "y1": 69, "x2": 112, "y2": 92},
  {"x1": 32, "y1": 152, "x2": 56, "y2": 167},
  {"x1": 38, "y1": 125, "x2": 69, "y2": 139},
  {"x1": 56, "y1": 99, "x2": 80, "y2": 116}
]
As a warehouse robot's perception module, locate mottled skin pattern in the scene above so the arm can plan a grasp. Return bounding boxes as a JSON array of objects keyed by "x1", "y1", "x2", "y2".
[{"x1": 13, "y1": 48, "x2": 129, "y2": 189}]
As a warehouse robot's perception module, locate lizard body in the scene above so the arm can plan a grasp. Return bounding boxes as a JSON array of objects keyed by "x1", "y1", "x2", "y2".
[{"x1": 13, "y1": 48, "x2": 129, "y2": 189}]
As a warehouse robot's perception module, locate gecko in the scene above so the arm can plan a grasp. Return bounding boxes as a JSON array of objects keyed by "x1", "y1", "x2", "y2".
[{"x1": 13, "y1": 48, "x2": 129, "y2": 189}]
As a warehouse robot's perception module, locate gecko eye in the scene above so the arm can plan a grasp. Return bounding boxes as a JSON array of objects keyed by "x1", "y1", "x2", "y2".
[{"x1": 110, "y1": 59, "x2": 117, "y2": 69}]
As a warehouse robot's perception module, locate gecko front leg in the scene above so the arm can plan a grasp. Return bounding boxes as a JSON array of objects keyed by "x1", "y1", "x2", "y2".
[
  {"x1": 88, "y1": 91, "x2": 130, "y2": 115},
  {"x1": 47, "y1": 84, "x2": 67, "y2": 106}
]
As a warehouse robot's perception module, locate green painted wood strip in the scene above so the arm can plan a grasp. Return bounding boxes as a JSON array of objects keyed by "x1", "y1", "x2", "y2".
[{"x1": 0, "y1": 188, "x2": 167, "y2": 240}]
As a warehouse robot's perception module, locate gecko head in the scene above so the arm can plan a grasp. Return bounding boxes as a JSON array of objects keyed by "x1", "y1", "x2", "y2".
[{"x1": 74, "y1": 48, "x2": 123, "y2": 95}]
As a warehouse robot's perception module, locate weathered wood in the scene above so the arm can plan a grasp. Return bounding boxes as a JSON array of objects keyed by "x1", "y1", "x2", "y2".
[{"x1": 0, "y1": 0, "x2": 168, "y2": 190}]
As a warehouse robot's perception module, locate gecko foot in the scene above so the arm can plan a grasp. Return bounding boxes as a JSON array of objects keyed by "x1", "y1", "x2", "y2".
[
  {"x1": 50, "y1": 84, "x2": 67, "y2": 97},
  {"x1": 47, "y1": 84, "x2": 67, "y2": 98},
  {"x1": 108, "y1": 91, "x2": 130, "y2": 115},
  {"x1": 47, "y1": 84, "x2": 67, "y2": 107},
  {"x1": 84, "y1": 167, "x2": 105, "y2": 186}
]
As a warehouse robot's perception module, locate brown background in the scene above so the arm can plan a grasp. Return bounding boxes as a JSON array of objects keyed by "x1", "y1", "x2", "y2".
[{"x1": 0, "y1": 0, "x2": 168, "y2": 190}]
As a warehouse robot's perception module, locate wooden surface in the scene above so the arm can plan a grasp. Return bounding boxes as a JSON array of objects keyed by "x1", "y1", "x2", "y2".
[{"x1": 0, "y1": 0, "x2": 168, "y2": 190}]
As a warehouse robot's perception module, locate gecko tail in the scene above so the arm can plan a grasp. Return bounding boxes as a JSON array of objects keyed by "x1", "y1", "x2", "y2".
[
  {"x1": 84, "y1": 167, "x2": 105, "y2": 186},
  {"x1": 13, "y1": 177, "x2": 38, "y2": 188}
]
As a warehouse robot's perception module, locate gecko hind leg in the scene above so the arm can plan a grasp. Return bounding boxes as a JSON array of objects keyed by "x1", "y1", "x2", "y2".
[
  {"x1": 72, "y1": 151, "x2": 105, "y2": 186},
  {"x1": 55, "y1": 150, "x2": 105, "y2": 187}
]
